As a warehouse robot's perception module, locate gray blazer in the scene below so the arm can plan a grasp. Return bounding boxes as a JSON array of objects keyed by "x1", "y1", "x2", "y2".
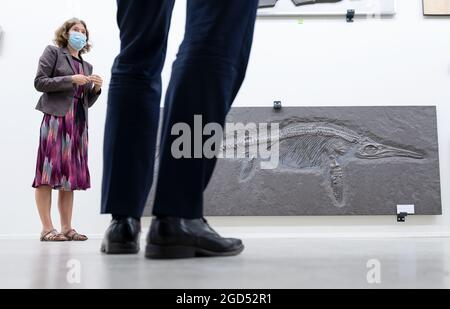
[{"x1": 34, "y1": 45, "x2": 101, "y2": 124}]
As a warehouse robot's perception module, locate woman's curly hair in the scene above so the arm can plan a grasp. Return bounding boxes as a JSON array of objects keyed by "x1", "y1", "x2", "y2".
[{"x1": 53, "y1": 18, "x2": 91, "y2": 54}]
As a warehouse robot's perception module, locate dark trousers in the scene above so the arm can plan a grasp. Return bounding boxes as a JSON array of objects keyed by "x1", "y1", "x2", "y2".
[{"x1": 101, "y1": 0, "x2": 259, "y2": 219}]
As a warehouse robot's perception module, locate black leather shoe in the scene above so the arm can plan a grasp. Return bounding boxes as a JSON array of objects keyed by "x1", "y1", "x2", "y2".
[
  {"x1": 145, "y1": 217, "x2": 244, "y2": 259},
  {"x1": 101, "y1": 217, "x2": 141, "y2": 254}
]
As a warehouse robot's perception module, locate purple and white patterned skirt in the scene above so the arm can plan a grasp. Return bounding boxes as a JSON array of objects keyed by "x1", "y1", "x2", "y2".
[{"x1": 32, "y1": 96, "x2": 90, "y2": 191}]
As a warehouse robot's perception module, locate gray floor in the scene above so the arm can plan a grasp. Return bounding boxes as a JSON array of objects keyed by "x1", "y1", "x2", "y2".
[{"x1": 0, "y1": 238, "x2": 449, "y2": 289}]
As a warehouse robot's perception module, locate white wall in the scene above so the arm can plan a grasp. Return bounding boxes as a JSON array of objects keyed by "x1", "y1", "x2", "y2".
[{"x1": 0, "y1": 0, "x2": 448, "y2": 237}]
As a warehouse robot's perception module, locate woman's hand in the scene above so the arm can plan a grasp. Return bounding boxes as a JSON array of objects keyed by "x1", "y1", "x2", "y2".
[
  {"x1": 72, "y1": 74, "x2": 90, "y2": 86},
  {"x1": 89, "y1": 74, "x2": 103, "y2": 93}
]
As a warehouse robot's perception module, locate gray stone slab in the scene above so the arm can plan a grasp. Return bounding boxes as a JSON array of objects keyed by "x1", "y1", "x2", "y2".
[{"x1": 144, "y1": 106, "x2": 441, "y2": 216}]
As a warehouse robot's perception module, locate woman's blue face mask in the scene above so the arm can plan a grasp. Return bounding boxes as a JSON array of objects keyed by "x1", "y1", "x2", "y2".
[{"x1": 68, "y1": 31, "x2": 87, "y2": 52}]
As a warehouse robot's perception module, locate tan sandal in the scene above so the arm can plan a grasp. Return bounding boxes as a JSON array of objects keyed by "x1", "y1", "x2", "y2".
[
  {"x1": 64, "y1": 229, "x2": 88, "y2": 241},
  {"x1": 40, "y1": 229, "x2": 68, "y2": 242}
]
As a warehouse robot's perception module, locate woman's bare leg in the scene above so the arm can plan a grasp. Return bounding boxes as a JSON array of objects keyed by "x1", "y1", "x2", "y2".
[
  {"x1": 58, "y1": 190, "x2": 74, "y2": 234},
  {"x1": 58, "y1": 191, "x2": 87, "y2": 240},
  {"x1": 35, "y1": 185, "x2": 54, "y2": 232}
]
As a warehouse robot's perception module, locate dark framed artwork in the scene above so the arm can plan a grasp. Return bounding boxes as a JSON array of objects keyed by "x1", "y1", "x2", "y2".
[
  {"x1": 144, "y1": 106, "x2": 442, "y2": 217},
  {"x1": 423, "y1": 0, "x2": 450, "y2": 16}
]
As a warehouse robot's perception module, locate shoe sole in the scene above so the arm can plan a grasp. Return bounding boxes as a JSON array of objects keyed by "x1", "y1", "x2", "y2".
[
  {"x1": 145, "y1": 244, "x2": 244, "y2": 259},
  {"x1": 100, "y1": 242, "x2": 140, "y2": 255}
]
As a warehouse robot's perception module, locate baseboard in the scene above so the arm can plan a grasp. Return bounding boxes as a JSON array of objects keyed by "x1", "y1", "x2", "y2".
[{"x1": 2, "y1": 231, "x2": 450, "y2": 240}]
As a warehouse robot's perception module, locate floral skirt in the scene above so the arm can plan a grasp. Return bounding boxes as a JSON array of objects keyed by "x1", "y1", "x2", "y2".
[{"x1": 32, "y1": 98, "x2": 90, "y2": 191}]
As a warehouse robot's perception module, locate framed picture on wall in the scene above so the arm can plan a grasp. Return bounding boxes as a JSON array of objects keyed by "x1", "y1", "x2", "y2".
[
  {"x1": 423, "y1": 0, "x2": 450, "y2": 16},
  {"x1": 257, "y1": 0, "x2": 396, "y2": 17}
]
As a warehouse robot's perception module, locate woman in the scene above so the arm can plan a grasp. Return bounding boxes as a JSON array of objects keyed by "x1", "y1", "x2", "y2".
[{"x1": 32, "y1": 18, "x2": 102, "y2": 242}]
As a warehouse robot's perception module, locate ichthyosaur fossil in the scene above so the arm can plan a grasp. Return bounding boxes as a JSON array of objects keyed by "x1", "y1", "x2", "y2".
[{"x1": 220, "y1": 117, "x2": 425, "y2": 207}]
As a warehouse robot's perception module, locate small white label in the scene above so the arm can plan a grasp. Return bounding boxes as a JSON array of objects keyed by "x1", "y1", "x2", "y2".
[{"x1": 397, "y1": 204, "x2": 415, "y2": 214}]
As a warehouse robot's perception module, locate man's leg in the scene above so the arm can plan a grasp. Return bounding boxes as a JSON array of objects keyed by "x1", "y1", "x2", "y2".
[
  {"x1": 146, "y1": 0, "x2": 259, "y2": 259},
  {"x1": 101, "y1": 0, "x2": 175, "y2": 218},
  {"x1": 153, "y1": 0, "x2": 259, "y2": 219},
  {"x1": 101, "y1": 0, "x2": 175, "y2": 254}
]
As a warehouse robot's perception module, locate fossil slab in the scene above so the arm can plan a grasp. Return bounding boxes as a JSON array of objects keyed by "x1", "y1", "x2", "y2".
[{"x1": 144, "y1": 106, "x2": 441, "y2": 216}]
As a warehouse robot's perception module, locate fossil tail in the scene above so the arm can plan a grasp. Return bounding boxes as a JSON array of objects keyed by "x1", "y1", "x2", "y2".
[
  {"x1": 329, "y1": 159, "x2": 344, "y2": 206},
  {"x1": 239, "y1": 157, "x2": 257, "y2": 182}
]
